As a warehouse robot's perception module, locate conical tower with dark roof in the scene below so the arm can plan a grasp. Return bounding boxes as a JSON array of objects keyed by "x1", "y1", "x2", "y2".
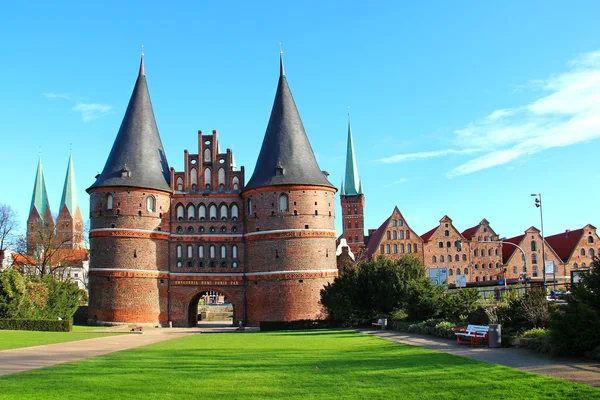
[
  {"x1": 340, "y1": 117, "x2": 366, "y2": 255},
  {"x1": 56, "y1": 154, "x2": 84, "y2": 249},
  {"x1": 27, "y1": 157, "x2": 55, "y2": 253},
  {"x1": 242, "y1": 53, "x2": 338, "y2": 324},
  {"x1": 86, "y1": 55, "x2": 171, "y2": 326}
]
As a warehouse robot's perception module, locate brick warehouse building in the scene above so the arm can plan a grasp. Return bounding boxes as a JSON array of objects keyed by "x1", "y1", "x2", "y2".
[{"x1": 87, "y1": 54, "x2": 338, "y2": 326}]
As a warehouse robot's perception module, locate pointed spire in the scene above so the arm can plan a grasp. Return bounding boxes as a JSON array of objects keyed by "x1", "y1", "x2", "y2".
[
  {"x1": 244, "y1": 54, "x2": 334, "y2": 191},
  {"x1": 59, "y1": 154, "x2": 79, "y2": 216},
  {"x1": 230, "y1": 150, "x2": 237, "y2": 171},
  {"x1": 89, "y1": 56, "x2": 171, "y2": 192},
  {"x1": 139, "y1": 45, "x2": 145, "y2": 76},
  {"x1": 280, "y1": 50, "x2": 285, "y2": 76},
  {"x1": 343, "y1": 116, "x2": 361, "y2": 196},
  {"x1": 30, "y1": 157, "x2": 52, "y2": 221}
]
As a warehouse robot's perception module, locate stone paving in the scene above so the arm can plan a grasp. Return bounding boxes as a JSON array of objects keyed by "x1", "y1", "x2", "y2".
[
  {"x1": 0, "y1": 323, "x2": 256, "y2": 377},
  {"x1": 361, "y1": 329, "x2": 600, "y2": 388}
]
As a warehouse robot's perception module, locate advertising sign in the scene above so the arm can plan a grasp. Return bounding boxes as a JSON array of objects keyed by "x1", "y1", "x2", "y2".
[
  {"x1": 545, "y1": 261, "x2": 555, "y2": 274},
  {"x1": 455, "y1": 274, "x2": 467, "y2": 288},
  {"x1": 429, "y1": 268, "x2": 448, "y2": 288}
]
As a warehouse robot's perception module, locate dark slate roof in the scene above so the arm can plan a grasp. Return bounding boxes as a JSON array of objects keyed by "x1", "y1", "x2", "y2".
[
  {"x1": 244, "y1": 57, "x2": 334, "y2": 191},
  {"x1": 88, "y1": 58, "x2": 171, "y2": 193}
]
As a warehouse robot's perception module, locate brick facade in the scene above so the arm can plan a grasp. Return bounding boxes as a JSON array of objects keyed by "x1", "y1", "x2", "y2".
[
  {"x1": 88, "y1": 130, "x2": 337, "y2": 326},
  {"x1": 341, "y1": 194, "x2": 365, "y2": 255}
]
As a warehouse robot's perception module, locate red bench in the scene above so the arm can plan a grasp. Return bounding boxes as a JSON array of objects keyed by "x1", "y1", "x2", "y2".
[{"x1": 454, "y1": 325, "x2": 489, "y2": 347}]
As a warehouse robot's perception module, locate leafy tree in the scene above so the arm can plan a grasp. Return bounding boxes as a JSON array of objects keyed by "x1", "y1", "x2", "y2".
[
  {"x1": 440, "y1": 288, "x2": 480, "y2": 322},
  {"x1": 321, "y1": 255, "x2": 443, "y2": 324},
  {"x1": 0, "y1": 268, "x2": 40, "y2": 319},
  {"x1": 13, "y1": 219, "x2": 74, "y2": 278},
  {"x1": 549, "y1": 257, "x2": 600, "y2": 356},
  {"x1": 0, "y1": 204, "x2": 19, "y2": 268},
  {"x1": 41, "y1": 277, "x2": 86, "y2": 319}
]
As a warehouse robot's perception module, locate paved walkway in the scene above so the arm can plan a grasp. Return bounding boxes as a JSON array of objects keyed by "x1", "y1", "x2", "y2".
[
  {"x1": 0, "y1": 323, "x2": 255, "y2": 377},
  {"x1": 361, "y1": 329, "x2": 600, "y2": 388}
]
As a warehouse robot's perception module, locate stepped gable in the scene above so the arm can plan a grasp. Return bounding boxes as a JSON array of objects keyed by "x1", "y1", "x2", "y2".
[
  {"x1": 88, "y1": 55, "x2": 171, "y2": 193},
  {"x1": 244, "y1": 53, "x2": 334, "y2": 191}
]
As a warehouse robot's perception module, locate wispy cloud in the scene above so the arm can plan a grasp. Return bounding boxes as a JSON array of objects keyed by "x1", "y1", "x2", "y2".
[
  {"x1": 44, "y1": 92, "x2": 111, "y2": 122},
  {"x1": 378, "y1": 148, "x2": 481, "y2": 164},
  {"x1": 378, "y1": 50, "x2": 600, "y2": 178},
  {"x1": 384, "y1": 178, "x2": 409, "y2": 187}
]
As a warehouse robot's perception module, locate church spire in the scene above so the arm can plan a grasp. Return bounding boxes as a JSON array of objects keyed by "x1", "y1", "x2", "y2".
[
  {"x1": 139, "y1": 49, "x2": 145, "y2": 76},
  {"x1": 29, "y1": 157, "x2": 52, "y2": 223},
  {"x1": 244, "y1": 53, "x2": 334, "y2": 191},
  {"x1": 88, "y1": 55, "x2": 171, "y2": 193},
  {"x1": 59, "y1": 153, "x2": 79, "y2": 217},
  {"x1": 343, "y1": 117, "x2": 361, "y2": 196}
]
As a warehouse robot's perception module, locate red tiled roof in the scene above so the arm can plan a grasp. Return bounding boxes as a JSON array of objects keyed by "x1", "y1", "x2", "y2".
[
  {"x1": 420, "y1": 226, "x2": 437, "y2": 242},
  {"x1": 545, "y1": 228, "x2": 584, "y2": 262},
  {"x1": 461, "y1": 225, "x2": 479, "y2": 240},
  {"x1": 502, "y1": 234, "x2": 524, "y2": 264},
  {"x1": 365, "y1": 216, "x2": 391, "y2": 259},
  {"x1": 12, "y1": 249, "x2": 89, "y2": 266}
]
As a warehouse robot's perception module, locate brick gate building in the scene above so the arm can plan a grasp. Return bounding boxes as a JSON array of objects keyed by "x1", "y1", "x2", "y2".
[{"x1": 87, "y1": 54, "x2": 337, "y2": 326}]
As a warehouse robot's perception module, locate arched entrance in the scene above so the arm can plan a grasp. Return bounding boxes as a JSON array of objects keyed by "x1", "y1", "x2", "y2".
[{"x1": 187, "y1": 290, "x2": 234, "y2": 327}]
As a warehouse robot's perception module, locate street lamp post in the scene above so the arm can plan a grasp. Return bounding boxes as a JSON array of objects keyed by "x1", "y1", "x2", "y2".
[
  {"x1": 531, "y1": 194, "x2": 548, "y2": 290},
  {"x1": 493, "y1": 240, "x2": 527, "y2": 292}
]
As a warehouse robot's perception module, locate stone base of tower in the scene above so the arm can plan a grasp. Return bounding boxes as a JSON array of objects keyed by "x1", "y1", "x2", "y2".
[
  {"x1": 245, "y1": 276, "x2": 334, "y2": 326},
  {"x1": 87, "y1": 273, "x2": 168, "y2": 326}
]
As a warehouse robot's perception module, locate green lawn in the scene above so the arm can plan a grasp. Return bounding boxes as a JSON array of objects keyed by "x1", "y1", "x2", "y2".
[
  {"x1": 0, "y1": 330, "x2": 597, "y2": 399},
  {"x1": 0, "y1": 329, "x2": 120, "y2": 351}
]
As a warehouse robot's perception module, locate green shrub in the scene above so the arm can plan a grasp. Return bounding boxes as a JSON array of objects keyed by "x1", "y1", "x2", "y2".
[
  {"x1": 0, "y1": 270, "x2": 85, "y2": 322},
  {"x1": 440, "y1": 288, "x2": 480, "y2": 322},
  {"x1": 549, "y1": 257, "x2": 600, "y2": 357},
  {"x1": 320, "y1": 255, "x2": 443, "y2": 324},
  {"x1": 0, "y1": 318, "x2": 72, "y2": 332},
  {"x1": 521, "y1": 327, "x2": 548, "y2": 338}
]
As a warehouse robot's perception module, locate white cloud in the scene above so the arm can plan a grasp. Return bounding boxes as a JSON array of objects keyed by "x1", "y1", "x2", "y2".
[
  {"x1": 384, "y1": 178, "x2": 409, "y2": 187},
  {"x1": 378, "y1": 148, "x2": 481, "y2": 164},
  {"x1": 72, "y1": 103, "x2": 112, "y2": 122},
  {"x1": 380, "y1": 50, "x2": 600, "y2": 178},
  {"x1": 44, "y1": 92, "x2": 111, "y2": 122}
]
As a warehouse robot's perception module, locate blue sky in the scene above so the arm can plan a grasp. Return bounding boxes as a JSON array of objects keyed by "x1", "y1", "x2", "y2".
[{"x1": 1, "y1": 1, "x2": 599, "y2": 240}]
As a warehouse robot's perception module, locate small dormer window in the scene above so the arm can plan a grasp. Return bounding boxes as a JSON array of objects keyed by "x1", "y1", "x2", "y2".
[
  {"x1": 121, "y1": 165, "x2": 130, "y2": 178},
  {"x1": 275, "y1": 162, "x2": 285, "y2": 176}
]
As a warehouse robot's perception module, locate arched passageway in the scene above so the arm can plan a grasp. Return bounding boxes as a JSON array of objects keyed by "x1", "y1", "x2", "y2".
[{"x1": 187, "y1": 290, "x2": 234, "y2": 327}]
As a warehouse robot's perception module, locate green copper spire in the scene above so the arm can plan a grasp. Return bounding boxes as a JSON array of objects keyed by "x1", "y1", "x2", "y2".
[
  {"x1": 59, "y1": 154, "x2": 79, "y2": 216},
  {"x1": 30, "y1": 157, "x2": 52, "y2": 219},
  {"x1": 340, "y1": 179, "x2": 345, "y2": 196},
  {"x1": 343, "y1": 118, "x2": 361, "y2": 196}
]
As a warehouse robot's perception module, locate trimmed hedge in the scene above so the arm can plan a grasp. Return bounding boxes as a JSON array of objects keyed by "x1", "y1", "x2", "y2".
[
  {"x1": 0, "y1": 319, "x2": 72, "y2": 332},
  {"x1": 260, "y1": 320, "x2": 336, "y2": 331},
  {"x1": 390, "y1": 320, "x2": 456, "y2": 340}
]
